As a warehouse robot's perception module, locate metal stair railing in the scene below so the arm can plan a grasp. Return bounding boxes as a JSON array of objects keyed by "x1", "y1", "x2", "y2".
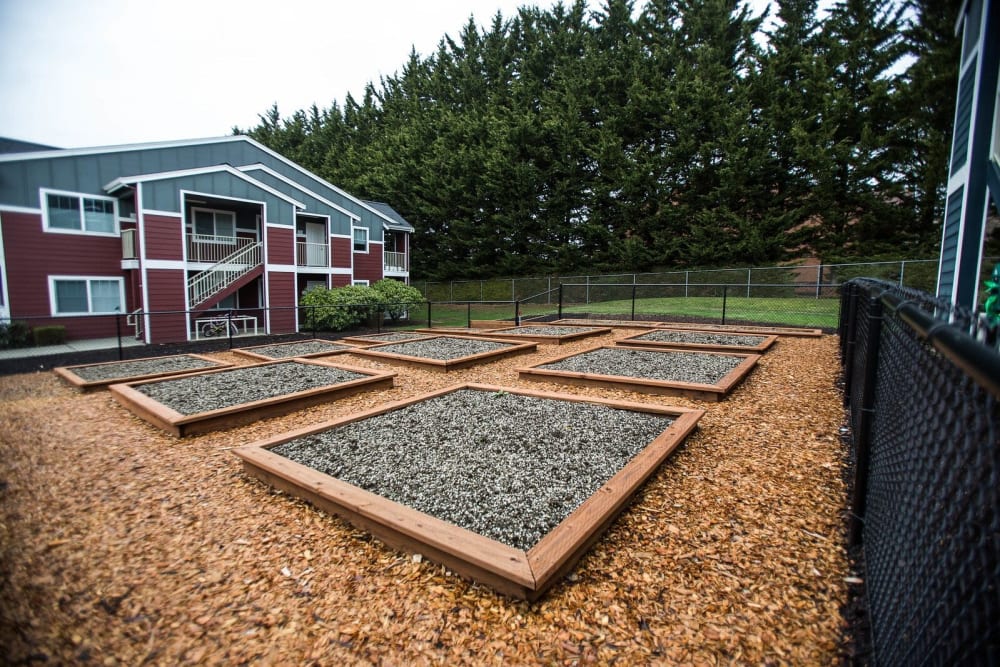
[{"x1": 187, "y1": 241, "x2": 262, "y2": 307}]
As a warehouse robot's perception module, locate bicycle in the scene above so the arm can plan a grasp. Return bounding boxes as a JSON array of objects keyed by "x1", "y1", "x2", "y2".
[{"x1": 199, "y1": 312, "x2": 239, "y2": 338}]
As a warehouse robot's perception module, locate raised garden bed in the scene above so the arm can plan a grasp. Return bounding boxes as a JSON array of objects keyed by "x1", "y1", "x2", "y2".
[
  {"x1": 53, "y1": 354, "x2": 230, "y2": 391},
  {"x1": 552, "y1": 318, "x2": 659, "y2": 329},
  {"x1": 339, "y1": 331, "x2": 436, "y2": 346},
  {"x1": 233, "y1": 383, "x2": 703, "y2": 600},
  {"x1": 655, "y1": 322, "x2": 822, "y2": 337},
  {"x1": 231, "y1": 339, "x2": 360, "y2": 361},
  {"x1": 109, "y1": 359, "x2": 395, "y2": 437},
  {"x1": 519, "y1": 345, "x2": 760, "y2": 401},
  {"x1": 472, "y1": 325, "x2": 612, "y2": 344},
  {"x1": 350, "y1": 335, "x2": 536, "y2": 372},
  {"x1": 617, "y1": 329, "x2": 777, "y2": 353}
]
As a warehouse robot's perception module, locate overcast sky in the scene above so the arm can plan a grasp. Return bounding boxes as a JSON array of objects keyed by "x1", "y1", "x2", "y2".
[{"x1": 0, "y1": 0, "x2": 777, "y2": 150}]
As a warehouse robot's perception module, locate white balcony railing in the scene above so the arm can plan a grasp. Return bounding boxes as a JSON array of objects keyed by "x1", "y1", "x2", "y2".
[
  {"x1": 187, "y1": 234, "x2": 257, "y2": 264},
  {"x1": 384, "y1": 250, "x2": 407, "y2": 272},
  {"x1": 296, "y1": 241, "x2": 330, "y2": 267},
  {"x1": 121, "y1": 228, "x2": 137, "y2": 259},
  {"x1": 187, "y1": 241, "x2": 262, "y2": 307}
]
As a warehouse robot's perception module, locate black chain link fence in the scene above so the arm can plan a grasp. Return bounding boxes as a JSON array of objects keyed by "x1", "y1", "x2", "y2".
[{"x1": 839, "y1": 279, "x2": 1000, "y2": 666}]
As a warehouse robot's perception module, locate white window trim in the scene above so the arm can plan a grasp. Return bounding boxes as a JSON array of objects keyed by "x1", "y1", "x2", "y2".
[
  {"x1": 48, "y1": 275, "x2": 125, "y2": 316},
  {"x1": 189, "y1": 207, "x2": 237, "y2": 242},
  {"x1": 40, "y1": 188, "x2": 119, "y2": 237},
  {"x1": 352, "y1": 225, "x2": 369, "y2": 253},
  {"x1": 352, "y1": 279, "x2": 370, "y2": 287}
]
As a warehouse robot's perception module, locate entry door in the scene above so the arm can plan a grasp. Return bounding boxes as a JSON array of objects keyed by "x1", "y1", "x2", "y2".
[{"x1": 305, "y1": 222, "x2": 326, "y2": 266}]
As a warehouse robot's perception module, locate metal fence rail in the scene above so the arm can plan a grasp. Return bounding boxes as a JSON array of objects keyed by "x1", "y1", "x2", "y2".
[{"x1": 839, "y1": 279, "x2": 1000, "y2": 666}]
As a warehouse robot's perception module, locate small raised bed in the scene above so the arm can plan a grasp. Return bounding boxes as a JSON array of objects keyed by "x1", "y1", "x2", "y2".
[
  {"x1": 232, "y1": 339, "x2": 360, "y2": 361},
  {"x1": 519, "y1": 345, "x2": 760, "y2": 401},
  {"x1": 350, "y1": 335, "x2": 536, "y2": 372},
  {"x1": 339, "y1": 331, "x2": 437, "y2": 346},
  {"x1": 233, "y1": 383, "x2": 704, "y2": 600},
  {"x1": 552, "y1": 318, "x2": 659, "y2": 329},
  {"x1": 473, "y1": 325, "x2": 612, "y2": 345},
  {"x1": 53, "y1": 354, "x2": 230, "y2": 391},
  {"x1": 655, "y1": 322, "x2": 822, "y2": 337},
  {"x1": 617, "y1": 329, "x2": 777, "y2": 353},
  {"x1": 110, "y1": 359, "x2": 395, "y2": 437}
]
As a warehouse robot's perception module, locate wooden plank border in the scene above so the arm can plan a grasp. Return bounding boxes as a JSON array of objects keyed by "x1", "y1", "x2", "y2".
[
  {"x1": 232, "y1": 383, "x2": 703, "y2": 600},
  {"x1": 53, "y1": 353, "x2": 231, "y2": 392},
  {"x1": 616, "y1": 330, "x2": 778, "y2": 353},
  {"x1": 109, "y1": 359, "x2": 396, "y2": 437},
  {"x1": 348, "y1": 335, "x2": 537, "y2": 372},
  {"x1": 518, "y1": 345, "x2": 761, "y2": 402},
  {"x1": 449, "y1": 325, "x2": 613, "y2": 345},
  {"x1": 339, "y1": 332, "x2": 438, "y2": 346},
  {"x1": 231, "y1": 339, "x2": 362, "y2": 362}
]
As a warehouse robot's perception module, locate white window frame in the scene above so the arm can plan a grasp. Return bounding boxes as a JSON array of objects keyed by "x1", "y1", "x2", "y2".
[
  {"x1": 352, "y1": 226, "x2": 369, "y2": 253},
  {"x1": 352, "y1": 279, "x2": 369, "y2": 287},
  {"x1": 48, "y1": 276, "x2": 125, "y2": 316},
  {"x1": 41, "y1": 188, "x2": 119, "y2": 237},
  {"x1": 189, "y1": 207, "x2": 237, "y2": 241}
]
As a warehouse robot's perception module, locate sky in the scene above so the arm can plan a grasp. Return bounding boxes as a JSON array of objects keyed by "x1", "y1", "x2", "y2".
[{"x1": 0, "y1": 0, "x2": 778, "y2": 150}]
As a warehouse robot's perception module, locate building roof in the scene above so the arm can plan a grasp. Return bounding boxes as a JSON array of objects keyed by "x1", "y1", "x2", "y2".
[
  {"x1": 363, "y1": 200, "x2": 415, "y2": 232},
  {"x1": 0, "y1": 137, "x2": 58, "y2": 154}
]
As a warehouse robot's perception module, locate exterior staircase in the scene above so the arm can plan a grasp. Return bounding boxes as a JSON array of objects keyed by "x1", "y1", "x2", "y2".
[{"x1": 187, "y1": 240, "x2": 263, "y2": 310}]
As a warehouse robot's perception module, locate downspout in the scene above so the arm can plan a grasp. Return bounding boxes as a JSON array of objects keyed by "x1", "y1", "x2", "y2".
[{"x1": 136, "y1": 183, "x2": 152, "y2": 344}]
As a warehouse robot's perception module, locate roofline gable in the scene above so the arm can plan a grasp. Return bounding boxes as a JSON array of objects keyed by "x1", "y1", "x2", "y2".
[
  {"x1": 104, "y1": 164, "x2": 306, "y2": 209},
  {"x1": 236, "y1": 163, "x2": 359, "y2": 221},
  {"x1": 0, "y1": 134, "x2": 245, "y2": 163}
]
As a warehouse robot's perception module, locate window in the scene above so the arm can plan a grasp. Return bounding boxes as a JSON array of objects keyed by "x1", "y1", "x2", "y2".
[
  {"x1": 43, "y1": 191, "x2": 117, "y2": 235},
  {"x1": 352, "y1": 280, "x2": 369, "y2": 287},
  {"x1": 191, "y1": 208, "x2": 236, "y2": 239},
  {"x1": 353, "y1": 226, "x2": 369, "y2": 253},
  {"x1": 50, "y1": 277, "x2": 123, "y2": 315}
]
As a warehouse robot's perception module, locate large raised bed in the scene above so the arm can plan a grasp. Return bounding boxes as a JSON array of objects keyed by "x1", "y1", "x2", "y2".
[
  {"x1": 339, "y1": 331, "x2": 437, "y2": 346},
  {"x1": 232, "y1": 339, "x2": 360, "y2": 361},
  {"x1": 470, "y1": 325, "x2": 612, "y2": 345},
  {"x1": 617, "y1": 329, "x2": 778, "y2": 353},
  {"x1": 519, "y1": 345, "x2": 760, "y2": 401},
  {"x1": 349, "y1": 335, "x2": 536, "y2": 372},
  {"x1": 233, "y1": 383, "x2": 703, "y2": 600},
  {"x1": 655, "y1": 322, "x2": 822, "y2": 337},
  {"x1": 110, "y1": 359, "x2": 395, "y2": 437},
  {"x1": 53, "y1": 354, "x2": 230, "y2": 391}
]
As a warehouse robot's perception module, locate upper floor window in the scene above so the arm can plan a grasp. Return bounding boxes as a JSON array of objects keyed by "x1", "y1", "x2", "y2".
[
  {"x1": 353, "y1": 226, "x2": 369, "y2": 253},
  {"x1": 43, "y1": 190, "x2": 118, "y2": 236},
  {"x1": 191, "y1": 208, "x2": 236, "y2": 239},
  {"x1": 49, "y1": 276, "x2": 123, "y2": 315}
]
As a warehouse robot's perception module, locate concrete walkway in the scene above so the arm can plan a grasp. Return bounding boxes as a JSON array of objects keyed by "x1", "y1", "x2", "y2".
[{"x1": 0, "y1": 336, "x2": 146, "y2": 360}]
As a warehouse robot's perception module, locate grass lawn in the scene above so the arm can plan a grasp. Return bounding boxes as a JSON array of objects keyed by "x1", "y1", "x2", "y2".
[{"x1": 562, "y1": 296, "x2": 841, "y2": 329}]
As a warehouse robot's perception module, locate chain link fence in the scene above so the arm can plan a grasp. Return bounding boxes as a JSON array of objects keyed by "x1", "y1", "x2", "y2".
[{"x1": 839, "y1": 279, "x2": 1000, "y2": 666}]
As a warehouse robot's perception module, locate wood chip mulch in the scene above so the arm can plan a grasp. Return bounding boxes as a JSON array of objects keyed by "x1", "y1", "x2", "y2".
[{"x1": 0, "y1": 330, "x2": 848, "y2": 665}]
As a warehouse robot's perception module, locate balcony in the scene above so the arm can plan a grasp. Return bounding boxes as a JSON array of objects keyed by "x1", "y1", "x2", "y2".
[
  {"x1": 296, "y1": 241, "x2": 330, "y2": 267},
  {"x1": 384, "y1": 250, "x2": 407, "y2": 273},
  {"x1": 187, "y1": 234, "x2": 257, "y2": 264}
]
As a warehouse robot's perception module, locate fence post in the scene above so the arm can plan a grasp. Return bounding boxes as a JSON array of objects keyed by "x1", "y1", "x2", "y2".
[
  {"x1": 586, "y1": 276, "x2": 590, "y2": 305},
  {"x1": 747, "y1": 268, "x2": 751, "y2": 298},
  {"x1": 116, "y1": 313, "x2": 124, "y2": 360},
  {"x1": 515, "y1": 300, "x2": 521, "y2": 326},
  {"x1": 898, "y1": 261, "x2": 905, "y2": 287},
  {"x1": 816, "y1": 264, "x2": 823, "y2": 299},
  {"x1": 227, "y1": 310, "x2": 234, "y2": 349},
  {"x1": 631, "y1": 283, "x2": 637, "y2": 321},
  {"x1": 849, "y1": 294, "x2": 883, "y2": 547},
  {"x1": 511, "y1": 278, "x2": 515, "y2": 302},
  {"x1": 685, "y1": 271, "x2": 690, "y2": 298},
  {"x1": 427, "y1": 301, "x2": 432, "y2": 328},
  {"x1": 467, "y1": 302, "x2": 471, "y2": 329},
  {"x1": 721, "y1": 285, "x2": 728, "y2": 325},
  {"x1": 558, "y1": 284, "x2": 563, "y2": 320}
]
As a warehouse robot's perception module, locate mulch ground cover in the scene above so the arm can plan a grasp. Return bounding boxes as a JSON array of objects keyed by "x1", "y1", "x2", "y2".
[{"x1": 0, "y1": 328, "x2": 850, "y2": 665}]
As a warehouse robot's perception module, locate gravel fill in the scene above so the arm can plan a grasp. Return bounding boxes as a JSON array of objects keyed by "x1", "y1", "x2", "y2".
[
  {"x1": 136, "y1": 362, "x2": 366, "y2": 415},
  {"x1": 272, "y1": 389, "x2": 673, "y2": 550},
  {"x1": 242, "y1": 341, "x2": 352, "y2": 358},
  {"x1": 632, "y1": 330, "x2": 768, "y2": 346},
  {"x1": 68, "y1": 355, "x2": 219, "y2": 382},
  {"x1": 351, "y1": 332, "x2": 431, "y2": 342},
  {"x1": 494, "y1": 326, "x2": 600, "y2": 336},
  {"x1": 373, "y1": 336, "x2": 514, "y2": 360},
  {"x1": 541, "y1": 347, "x2": 745, "y2": 384}
]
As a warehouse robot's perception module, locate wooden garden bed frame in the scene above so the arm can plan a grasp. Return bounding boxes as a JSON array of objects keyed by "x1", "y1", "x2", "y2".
[
  {"x1": 232, "y1": 383, "x2": 704, "y2": 600},
  {"x1": 617, "y1": 329, "x2": 778, "y2": 353},
  {"x1": 349, "y1": 335, "x2": 537, "y2": 372},
  {"x1": 654, "y1": 322, "x2": 822, "y2": 337},
  {"x1": 339, "y1": 332, "x2": 437, "y2": 346},
  {"x1": 53, "y1": 354, "x2": 231, "y2": 391},
  {"x1": 518, "y1": 345, "x2": 761, "y2": 402},
  {"x1": 453, "y1": 325, "x2": 613, "y2": 345},
  {"x1": 231, "y1": 339, "x2": 362, "y2": 362},
  {"x1": 109, "y1": 360, "x2": 396, "y2": 437}
]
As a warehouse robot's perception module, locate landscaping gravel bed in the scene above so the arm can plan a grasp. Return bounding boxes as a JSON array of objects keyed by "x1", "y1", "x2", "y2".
[
  {"x1": 136, "y1": 362, "x2": 366, "y2": 414},
  {"x1": 373, "y1": 336, "x2": 514, "y2": 360},
  {"x1": 67, "y1": 354, "x2": 220, "y2": 382},
  {"x1": 630, "y1": 330, "x2": 768, "y2": 347},
  {"x1": 540, "y1": 347, "x2": 745, "y2": 384},
  {"x1": 349, "y1": 332, "x2": 431, "y2": 342},
  {"x1": 272, "y1": 389, "x2": 673, "y2": 550},
  {"x1": 240, "y1": 341, "x2": 352, "y2": 358},
  {"x1": 493, "y1": 326, "x2": 602, "y2": 336}
]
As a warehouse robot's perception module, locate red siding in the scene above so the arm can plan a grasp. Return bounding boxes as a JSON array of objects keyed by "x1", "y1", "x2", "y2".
[
  {"x1": 268, "y1": 272, "x2": 296, "y2": 333},
  {"x1": 331, "y1": 274, "x2": 351, "y2": 288},
  {"x1": 332, "y1": 237, "x2": 352, "y2": 269},
  {"x1": 143, "y1": 213, "x2": 183, "y2": 261},
  {"x1": 353, "y1": 241, "x2": 384, "y2": 284},
  {"x1": 0, "y1": 210, "x2": 125, "y2": 340},
  {"x1": 145, "y1": 269, "x2": 188, "y2": 343},
  {"x1": 267, "y1": 226, "x2": 294, "y2": 264}
]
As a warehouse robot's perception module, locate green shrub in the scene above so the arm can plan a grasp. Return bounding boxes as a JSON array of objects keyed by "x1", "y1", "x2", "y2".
[
  {"x1": 0, "y1": 320, "x2": 31, "y2": 349},
  {"x1": 372, "y1": 279, "x2": 425, "y2": 321},
  {"x1": 299, "y1": 285, "x2": 383, "y2": 331},
  {"x1": 32, "y1": 325, "x2": 66, "y2": 346}
]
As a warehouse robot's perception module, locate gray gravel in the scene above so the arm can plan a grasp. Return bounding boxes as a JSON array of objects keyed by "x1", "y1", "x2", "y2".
[
  {"x1": 631, "y1": 330, "x2": 767, "y2": 347},
  {"x1": 271, "y1": 389, "x2": 674, "y2": 550},
  {"x1": 372, "y1": 336, "x2": 514, "y2": 360},
  {"x1": 242, "y1": 341, "x2": 352, "y2": 358},
  {"x1": 493, "y1": 326, "x2": 601, "y2": 336},
  {"x1": 350, "y1": 332, "x2": 431, "y2": 342},
  {"x1": 69, "y1": 355, "x2": 220, "y2": 382},
  {"x1": 136, "y1": 362, "x2": 367, "y2": 415},
  {"x1": 540, "y1": 347, "x2": 745, "y2": 384}
]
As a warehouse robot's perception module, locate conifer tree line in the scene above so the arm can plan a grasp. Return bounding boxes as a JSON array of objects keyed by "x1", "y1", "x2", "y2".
[{"x1": 237, "y1": 0, "x2": 960, "y2": 281}]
